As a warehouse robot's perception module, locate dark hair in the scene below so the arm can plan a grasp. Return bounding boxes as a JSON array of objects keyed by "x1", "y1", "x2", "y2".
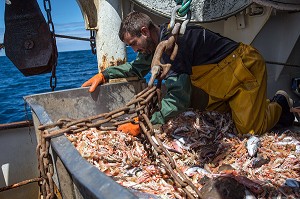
[{"x1": 118, "y1": 11, "x2": 155, "y2": 41}]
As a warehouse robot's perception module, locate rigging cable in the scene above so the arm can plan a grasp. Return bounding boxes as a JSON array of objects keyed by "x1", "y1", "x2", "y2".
[{"x1": 55, "y1": 34, "x2": 90, "y2": 41}]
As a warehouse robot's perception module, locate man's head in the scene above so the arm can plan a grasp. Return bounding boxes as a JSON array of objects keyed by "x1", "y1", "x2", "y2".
[{"x1": 119, "y1": 12, "x2": 158, "y2": 54}]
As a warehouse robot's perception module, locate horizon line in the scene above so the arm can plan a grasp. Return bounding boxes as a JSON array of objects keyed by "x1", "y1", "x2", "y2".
[{"x1": 0, "y1": 48, "x2": 92, "y2": 57}]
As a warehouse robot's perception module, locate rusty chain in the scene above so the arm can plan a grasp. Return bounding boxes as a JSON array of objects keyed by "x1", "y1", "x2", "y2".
[
  {"x1": 35, "y1": 85, "x2": 202, "y2": 199},
  {"x1": 36, "y1": 131, "x2": 55, "y2": 199},
  {"x1": 43, "y1": 0, "x2": 58, "y2": 91},
  {"x1": 139, "y1": 113, "x2": 203, "y2": 199},
  {"x1": 148, "y1": 23, "x2": 182, "y2": 87},
  {"x1": 148, "y1": 4, "x2": 191, "y2": 87}
]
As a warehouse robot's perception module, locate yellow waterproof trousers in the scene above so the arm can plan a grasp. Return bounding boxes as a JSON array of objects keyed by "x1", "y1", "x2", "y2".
[{"x1": 190, "y1": 43, "x2": 282, "y2": 134}]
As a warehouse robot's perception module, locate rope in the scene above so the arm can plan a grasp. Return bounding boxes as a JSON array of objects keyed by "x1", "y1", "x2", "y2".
[{"x1": 174, "y1": 0, "x2": 192, "y2": 17}]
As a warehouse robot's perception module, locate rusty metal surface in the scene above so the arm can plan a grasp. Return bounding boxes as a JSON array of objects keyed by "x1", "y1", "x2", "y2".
[
  {"x1": 76, "y1": 0, "x2": 98, "y2": 29},
  {"x1": 4, "y1": 0, "x2": 53, "y2": 76},
  {"x1": 0, "y1": 178, "x2": 42, "y2": 192},
  {"x1": 130, "y1": 0, "x2": 252, "y2": 22},
  {"x1": 0, "y1": 120, "x2": 33, "y2": 130},
  {"x1": 100, "y1": 54, "x2": 126, "y2": 71},
  {"x1": 32, "y1": 81, "x2": 203, "y2": 198}
]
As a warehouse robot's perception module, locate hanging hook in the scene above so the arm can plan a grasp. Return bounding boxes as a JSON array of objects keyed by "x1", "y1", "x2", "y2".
[
  {"x1": 169, "y1": 5, "x2": 182, "y2": 31},
  {"x1": 179, "y1": 10, "x2": 191, "y2": 35}
]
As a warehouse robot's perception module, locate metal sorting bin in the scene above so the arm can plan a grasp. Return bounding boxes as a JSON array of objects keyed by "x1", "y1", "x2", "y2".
[{"x1": 24, "y1": 80, "x2": 153, "y2": 199}]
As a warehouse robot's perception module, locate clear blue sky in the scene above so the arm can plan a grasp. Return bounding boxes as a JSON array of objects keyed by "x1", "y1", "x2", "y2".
[{"x1": 0, "y1": 0, "x2": 90, "y2": 56}]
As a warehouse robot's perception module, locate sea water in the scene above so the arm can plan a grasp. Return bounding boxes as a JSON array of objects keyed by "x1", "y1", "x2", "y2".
[{"x1": 0, "y1": 47, "x2": 138, "y2": 124}]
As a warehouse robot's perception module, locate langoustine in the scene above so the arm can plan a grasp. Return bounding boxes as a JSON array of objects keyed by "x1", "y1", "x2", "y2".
[{"x1": 66, "y1": 109, "x2": 300, "y2": 198}]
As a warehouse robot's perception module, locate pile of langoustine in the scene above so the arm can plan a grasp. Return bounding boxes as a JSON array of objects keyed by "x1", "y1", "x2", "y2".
[{"x1": 66, "y1": 110, "x2": 300, "y2": 198}]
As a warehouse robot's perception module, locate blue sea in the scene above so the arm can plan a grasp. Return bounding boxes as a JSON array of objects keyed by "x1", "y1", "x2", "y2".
[{"x1": 0, "y1": 47, "x2": 137, "y2": 124}]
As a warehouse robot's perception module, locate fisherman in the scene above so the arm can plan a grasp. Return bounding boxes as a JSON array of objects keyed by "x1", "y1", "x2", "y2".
[{"x1": 82, "y1": 11, "x2": 295, "y2": 136}]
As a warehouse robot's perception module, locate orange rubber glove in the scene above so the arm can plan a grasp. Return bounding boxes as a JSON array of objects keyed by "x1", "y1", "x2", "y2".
[
  {"x1": 82, "y1": 73, "x2": 105, "y2": 92},
  {"x1": 117, "y1": 117, "x2": 141, "y2": 136}
]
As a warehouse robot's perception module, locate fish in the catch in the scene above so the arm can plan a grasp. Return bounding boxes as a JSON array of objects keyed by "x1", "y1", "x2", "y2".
[{"x1": 247, "y1": 136, "x2": 260, "y2": 157}]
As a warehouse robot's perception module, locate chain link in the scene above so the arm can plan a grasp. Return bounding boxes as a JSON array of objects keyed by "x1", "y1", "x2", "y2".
[
  {"x1": 36, "y1": 132, "x2": 55, "y2": 198},
  {"x1": 90, "y1": 30, "x2": 97, "y2": 54},
  {"x1": 43, "y1": 0, "x2": 58, "y2": 91},
  {"x1": 37, "y1": 85, "x2": 202, "y2": 198}
]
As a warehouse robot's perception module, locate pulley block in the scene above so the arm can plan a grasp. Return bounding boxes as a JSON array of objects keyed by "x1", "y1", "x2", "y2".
[{"x1": 4, "y1": 0, "x2": 55, "y2": 76}]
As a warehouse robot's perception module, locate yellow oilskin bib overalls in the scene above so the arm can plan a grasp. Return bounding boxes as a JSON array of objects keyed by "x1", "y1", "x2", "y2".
[{"x1": 190, "y1": 43, "x2": 282, "y2": 135}]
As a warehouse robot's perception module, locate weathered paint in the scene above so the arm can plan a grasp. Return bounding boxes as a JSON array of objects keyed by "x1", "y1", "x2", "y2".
[
  {"x1": 76, "y1": 0, "x2": 128, "y2": 72},
  {"x1": 96, "y1": 0, "x2": 126, "y2": 71},
  {"x1": 76, "y1": 0, "x2": 98, "y2": 29},
  {"x1": 100, "y1": 54, "x2": 126, "y2": 72}
]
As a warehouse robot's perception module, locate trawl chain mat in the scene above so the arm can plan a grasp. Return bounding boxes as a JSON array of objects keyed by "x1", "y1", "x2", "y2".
[{"x1": 66, "y1": 110, "x2": 300, "y2": 198}]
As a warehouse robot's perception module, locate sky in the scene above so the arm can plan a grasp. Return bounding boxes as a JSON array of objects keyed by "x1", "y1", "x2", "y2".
[{"x1": 0, "y1": 0, "x2": 90, "y2": 56}]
